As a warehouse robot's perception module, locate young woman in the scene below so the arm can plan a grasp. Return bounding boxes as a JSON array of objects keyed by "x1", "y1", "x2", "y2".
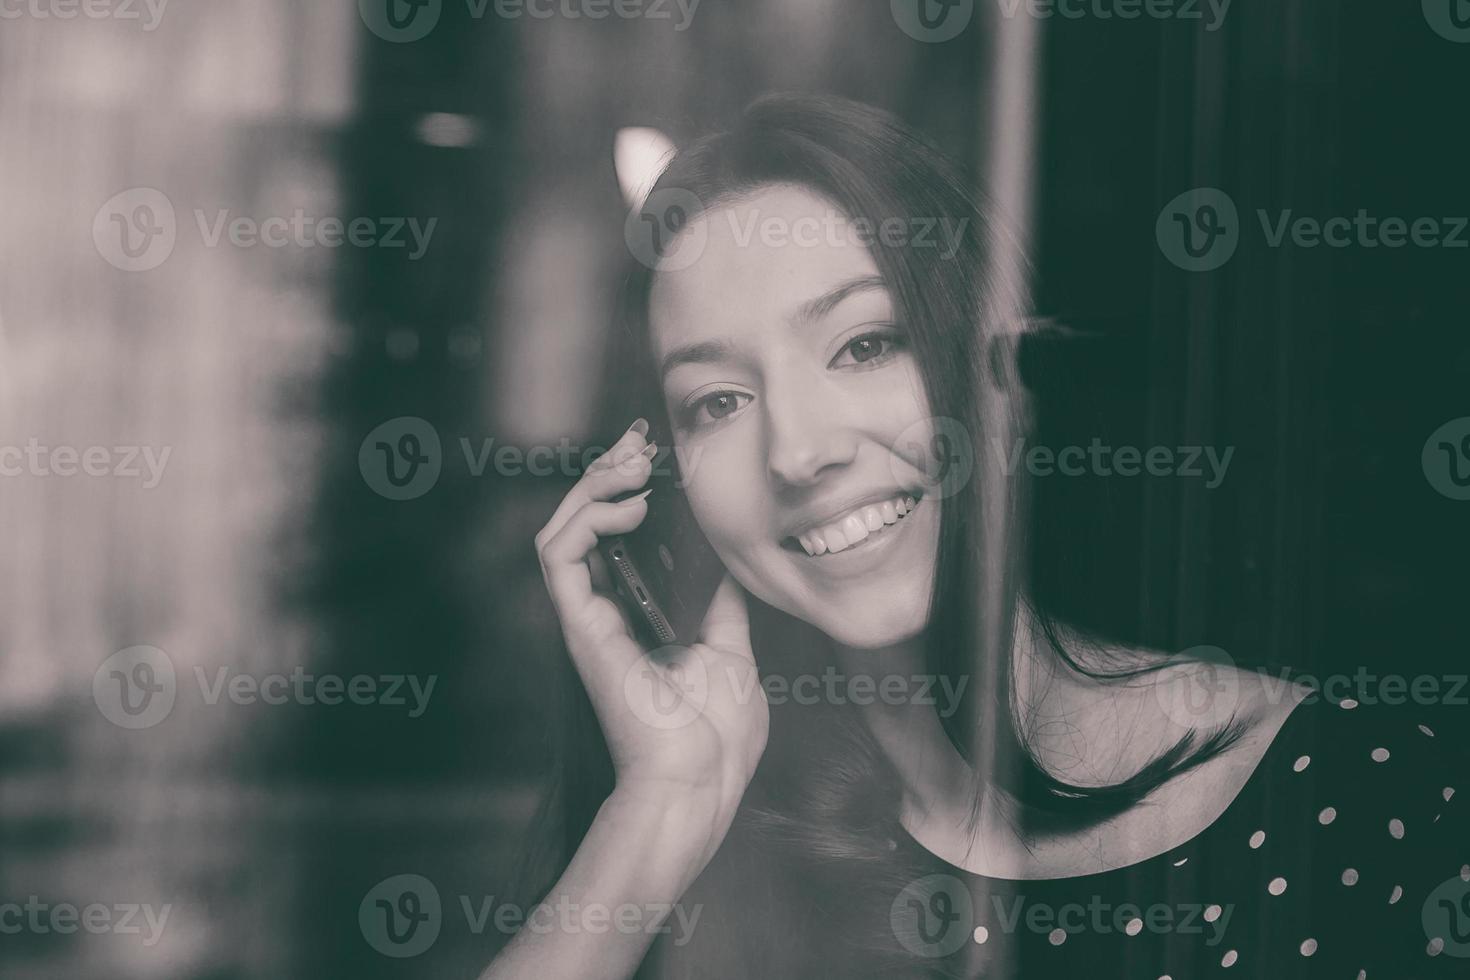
[{"x1": 487, "y1": 94, "x2": 1469, "y2": 979}]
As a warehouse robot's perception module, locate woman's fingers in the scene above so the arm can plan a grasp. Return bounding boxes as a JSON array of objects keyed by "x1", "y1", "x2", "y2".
[
  {"x1": 697, "y1": 574, "x2": 752, "y2": 660},
  {"x1": 539, "y1": 420, "x2": 656, "y2": 545},
  {"x1": 538, "y1": 493, "x2": 652, "y2": 637}
]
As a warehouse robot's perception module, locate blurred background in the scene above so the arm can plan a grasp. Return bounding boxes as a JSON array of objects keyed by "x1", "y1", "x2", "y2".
[{"x1": 0, "y1": 0, "x2": 1466, "y2": 976}]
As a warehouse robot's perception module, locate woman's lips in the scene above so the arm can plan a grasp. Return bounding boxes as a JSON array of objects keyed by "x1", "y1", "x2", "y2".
[{"x1": 791, "y1": 494, "x2": 919, "y2": 556}]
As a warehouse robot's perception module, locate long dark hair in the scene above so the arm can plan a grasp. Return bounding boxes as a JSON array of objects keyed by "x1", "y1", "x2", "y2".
[{"x1": 511, "y1": 93, "x2": 1250, "y2": 978}]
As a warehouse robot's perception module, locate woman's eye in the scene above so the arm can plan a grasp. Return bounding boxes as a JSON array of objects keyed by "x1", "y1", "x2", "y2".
[
  {"x1": 682, "y1": 390, "x2": 752, "y2": 428},
  {"x1": 830, "y1": 330, "x2": 904, "y2": 369}
]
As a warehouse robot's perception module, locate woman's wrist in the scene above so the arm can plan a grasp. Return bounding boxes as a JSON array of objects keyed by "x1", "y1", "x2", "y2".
[{"x1": 603, "y1": 782, "x2": 732, "y2": 874}]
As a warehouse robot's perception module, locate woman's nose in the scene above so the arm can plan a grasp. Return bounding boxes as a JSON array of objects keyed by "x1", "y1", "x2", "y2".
[{"x1": 763, "y1": 382, "x2": 859, "y2": 488}]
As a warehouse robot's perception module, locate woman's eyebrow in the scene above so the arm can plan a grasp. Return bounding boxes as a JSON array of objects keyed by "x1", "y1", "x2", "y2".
[
  {"x1": 658, "y1": 275, "x2": 887, "y2": 380},
  {"x1": 659, "y1": 338, "x2": 737, "y2": 380},
  {"x1": 793, "y1": 274, "x2": 887, "y2": 324}
]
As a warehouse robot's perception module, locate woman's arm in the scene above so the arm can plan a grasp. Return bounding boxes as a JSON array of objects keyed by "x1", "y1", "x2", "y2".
[{"x1": 481, "y1": 787, "x2": 725, "y2": 980}]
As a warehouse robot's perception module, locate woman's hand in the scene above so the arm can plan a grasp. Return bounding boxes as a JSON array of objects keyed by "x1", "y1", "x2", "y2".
[{"x1": 534, "y1": 419, "x2": 769, "y2": 832}]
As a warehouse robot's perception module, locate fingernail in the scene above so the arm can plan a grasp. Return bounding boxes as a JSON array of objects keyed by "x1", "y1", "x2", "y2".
[
  {"x1": 629, "y1": 418, "x2": 650, "y2": 437},
  {"x1": 640, "y1": 443, "x2": 658, "y2": 459},
  {"x1": 621, "y1": 488, "x2": 653, "y2": 504}
]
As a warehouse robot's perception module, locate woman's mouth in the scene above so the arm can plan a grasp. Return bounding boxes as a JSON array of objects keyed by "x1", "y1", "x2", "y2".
[{"x1": 787, "y1": 493, "x2": 920, "y2": 557}]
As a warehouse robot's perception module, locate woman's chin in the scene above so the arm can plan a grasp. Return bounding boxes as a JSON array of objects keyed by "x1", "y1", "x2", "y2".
[{"x1": 808, "y1": 608, "x2": 928, "y2": 651}]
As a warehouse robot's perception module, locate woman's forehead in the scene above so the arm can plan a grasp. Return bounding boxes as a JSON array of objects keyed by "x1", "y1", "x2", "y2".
[{"x1": 647, "y1": 185, "x2": 888, "y2": 354}]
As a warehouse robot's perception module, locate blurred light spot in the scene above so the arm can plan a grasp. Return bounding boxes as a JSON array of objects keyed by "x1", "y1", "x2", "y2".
[
  {"x1": 614, "y1": 127, "x2": 677, "y2": 211},
  {"x1": 386, "y1": 329, "x2": 419, "y2": 361},
  {"x1": 448, "y1": 327, "x2": 483, "y2": 365},
  {"x1": 418, "y1": 113, "x2": 480, "y2": 148}
]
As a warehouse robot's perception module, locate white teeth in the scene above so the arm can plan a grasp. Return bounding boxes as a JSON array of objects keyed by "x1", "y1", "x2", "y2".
[{"x1": 794, "y1": 494, "x2": 918, "y2": 556}]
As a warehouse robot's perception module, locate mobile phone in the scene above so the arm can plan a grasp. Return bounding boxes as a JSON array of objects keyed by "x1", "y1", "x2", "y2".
[{"x1": 597, "y1": 439, "x2": 725, "y2": 648}]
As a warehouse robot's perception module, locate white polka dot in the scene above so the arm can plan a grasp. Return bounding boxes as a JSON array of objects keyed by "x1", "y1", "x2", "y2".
[
  {"x1": 1389, "y1": 818, "x2": 1405, "y2": 839},
  {"x1": 1460, "y1": 865, "x2": 1469, "y2": 882},
  {"x1": 1269, "y1": 877, "x2": 1288, "y2": 895},
  {"x1": 1342, "y1": 868, "x2": 1359, "y2": 886},
  {"x1": 1445, "y1": 786, "x2": 1456, "y2": 802},
  {"x1": 1204, "y1": 904, "x2": 1222, "y2": 922},
  {"x1": 1159, "y1": 976, "x2": 1173, "y2": 980},
  {"x1": 1048, "y1": 927, "x2": 1066, "y2": 946},
  {"x1": 1221, "y1": 949, "x2": 1238, "y2": 967},
  {"x1": 973, "y1": 925, "x2": 989, "y2": 944},
  {"x1": 1371, "y1": 747, "x2": 1390, "y2": 762},
  {"x1": 1300, "y1": 938, "x2": 1318, "y2": 956},
  {"x1": 1419, "y1": 724, "x2": 1435, "y2": 737},
  {"x1": 1125, "y1": 917, "x2": 1143, "y2": 936},
  {"x1": 1389, "y1": 885, "x2": 1403, "y2": 904},
  {"x1": 1293, "y1": 754, "x2": 1311, "y2": 772},
  {"x1": 1428, "y1": 937, "x2": 1444, "y2": 956},
  {"x1": 1248, "y1": 830, "x2": 1266, "y2": 849},
  {"x1": 1340, "y1": 698, "x2": 1359, "y2": 709},
  {"x1": 1319, "y1": 806, "x2": 1337, "y2": 825},
  {"x1": 1356, "y1": 971, "x2": 1367, "y2": 980}
]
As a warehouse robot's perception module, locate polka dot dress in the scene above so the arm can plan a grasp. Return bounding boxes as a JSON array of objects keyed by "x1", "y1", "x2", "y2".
[{"x1": 893, "y1": 695, "x2": 1470, "y2": 979}]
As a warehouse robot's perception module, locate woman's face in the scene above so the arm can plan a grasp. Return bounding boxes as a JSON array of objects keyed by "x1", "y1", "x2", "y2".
[{"x1": 649, "y1": 183, "x2": 941, "y2": 649}]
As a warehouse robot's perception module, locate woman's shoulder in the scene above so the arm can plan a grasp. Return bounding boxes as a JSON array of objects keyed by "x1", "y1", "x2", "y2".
[{"x1": 1205, "y1": 685, "x2": 1470, "y2": 971}]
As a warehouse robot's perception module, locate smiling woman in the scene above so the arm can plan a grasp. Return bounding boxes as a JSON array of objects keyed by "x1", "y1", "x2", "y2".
[{"x1": 485, "y1": 94, "x2": 1470, "y2": 980}]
